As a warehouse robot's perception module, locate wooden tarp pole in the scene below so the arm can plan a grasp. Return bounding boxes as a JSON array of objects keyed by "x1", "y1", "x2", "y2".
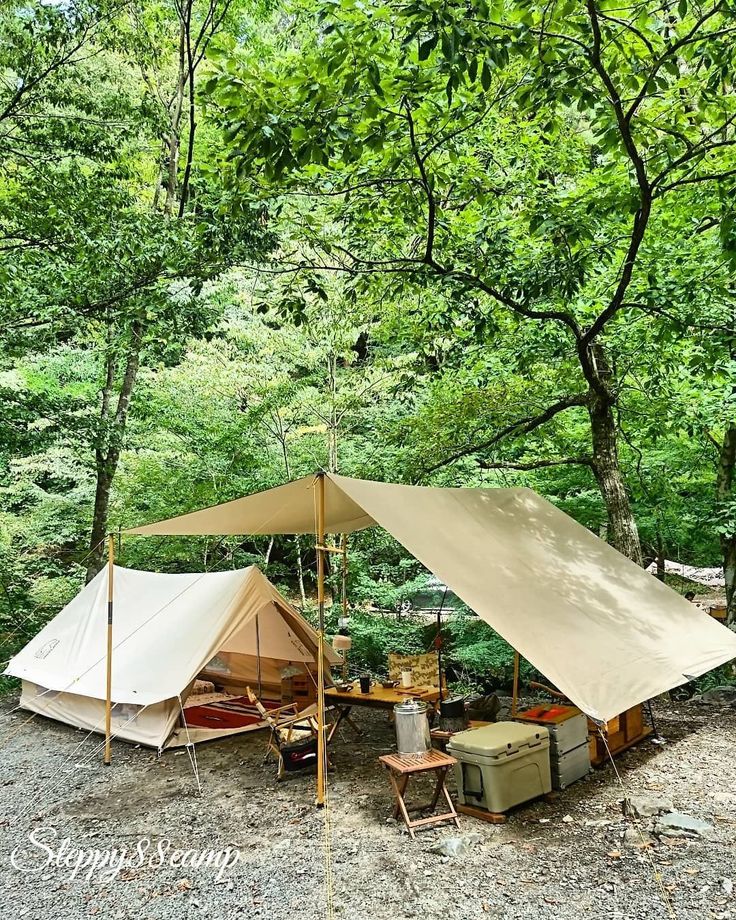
[
  {"x1": 315, "y1": 472, "x2": 327, "y2": 807},
  {"x1": 511, "y1": 650, "x2": 520, "y2": 718},
  {"x1": 437, "y1": 605, "x2": 443, "y2": 703},
  {"x1": 340, "y1": 533, "x2": 348, "y2": 681},
  {"x1": 255, "y1": 612, "x2": 262, "y2": 698},
  {"x1": 104, "y1": 534, "x2": 114, "y2": 766}
]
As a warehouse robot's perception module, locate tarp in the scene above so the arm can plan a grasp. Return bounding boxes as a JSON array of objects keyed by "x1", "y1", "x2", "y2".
[
  {"x1": 126, "y1": 475, "x2": 373, "y2": 535},
  {"x1": 645, "y1": 559, "x2": 726, "y2": 588},
  {"x1": 5, "y1": 565, "x2": 339, "y2": 747},
  {"x1": 123, "y1": 474, "x2": 736, "y2": 722}
]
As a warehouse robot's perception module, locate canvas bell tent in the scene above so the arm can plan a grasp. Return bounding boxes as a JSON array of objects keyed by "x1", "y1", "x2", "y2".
[
  {"x1": 5, "y1": 565, "x2": 340, "y2": 750},
  {"x1": 125, "y1": 473, "x2": 736, "y2": 725}
]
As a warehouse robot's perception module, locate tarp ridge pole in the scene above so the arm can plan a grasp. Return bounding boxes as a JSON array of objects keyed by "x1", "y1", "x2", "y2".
[
  {"x1": 315, "y1": 472, "x2": 327, "y2": 807},
  {"x1": 104, "y1": 534, "x2": 114, "y2": 766}
]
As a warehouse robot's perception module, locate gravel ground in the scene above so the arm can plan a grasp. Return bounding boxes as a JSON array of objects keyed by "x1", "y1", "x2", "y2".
[{"x1": 0, "y1": 695, "x2": 734, "y2": 920}]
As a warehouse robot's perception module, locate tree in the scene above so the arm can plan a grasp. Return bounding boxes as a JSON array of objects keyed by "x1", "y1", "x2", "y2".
[
  {"x1": 0, "y1": 0, "x2": 270, "y2": 579},
  {"x1": 206, "y1": 0, "x2": 736, "y2": 564}
]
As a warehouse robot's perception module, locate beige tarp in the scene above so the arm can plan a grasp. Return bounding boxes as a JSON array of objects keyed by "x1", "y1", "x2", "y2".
[
  {"x1": 6, "y1": 565, "x2": 339, "y2": 748},
  {"x1": 124, "y1": 474, "x2": 736, "y2": 722},
  {"x1": 126, "y1": 475, "x2": 373, "y2": 535}
]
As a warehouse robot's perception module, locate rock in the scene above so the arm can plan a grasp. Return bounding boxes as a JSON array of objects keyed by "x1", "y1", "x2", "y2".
[
  {"x1": 623, "y1": 826, "x2": 645, "y2": 844},
  {"x1": 431, "y1": 834, "x2": 483, "y2": 857},
  {"x1": 622, "y1": 795, "x2": 674, "y2": 818},
  {"x1": 654, "y1": 811, "x2": 714, "y2": 838},
  {"x1": 694, "y1": 686, "x2": 736, "y2": 707},
  {"x1": 722, "y1": 878, "x2": 734, "y2": 897},
  {"x1": 562, "y1": 814, "x2": 574, "y2": 824}
]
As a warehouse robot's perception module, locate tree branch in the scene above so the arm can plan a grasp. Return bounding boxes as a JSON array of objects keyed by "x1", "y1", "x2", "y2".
[
  {"x1": 422, "y1": 393, "x2": 589, "y2": 475},
  {"x1": 478, "y1": 456, "x2": 593, "y2": 470},
  {"x1": 581, "y1": 0, "x2": 652, "y2": 346}
]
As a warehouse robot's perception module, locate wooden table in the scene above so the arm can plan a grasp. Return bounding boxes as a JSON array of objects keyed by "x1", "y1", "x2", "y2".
[
  {"x1": 325, "y1": 682, "x2": 441, "y2": 737},
  {"x1": 430, "y1": 720, "x2": 492, "y2": 749},
  {"x1": 379, "y1": 749, "x2": 460, "y2": 838}
]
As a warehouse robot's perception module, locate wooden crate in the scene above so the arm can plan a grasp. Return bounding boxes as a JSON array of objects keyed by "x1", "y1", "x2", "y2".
[
  {"x1": 281, "y1": 673, "x2": 317, "y2": 709},
  {"x1": 588, "y1": 703, "x2": 652, "y2": 767}
]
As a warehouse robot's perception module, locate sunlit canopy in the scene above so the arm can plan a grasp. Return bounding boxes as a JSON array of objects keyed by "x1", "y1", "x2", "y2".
[{"x1": 125, "y1": 473, "x2": 736, "y2": 722}]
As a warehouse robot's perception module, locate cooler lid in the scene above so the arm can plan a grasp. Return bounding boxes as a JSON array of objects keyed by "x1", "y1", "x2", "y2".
[{"x1": 448, "y1": 721, "x2": 549, "y2": 756}]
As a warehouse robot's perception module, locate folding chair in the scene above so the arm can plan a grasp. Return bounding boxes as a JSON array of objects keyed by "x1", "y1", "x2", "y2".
[{"x1": 246, "y1": 686, "x2": 322, "y2": 780}]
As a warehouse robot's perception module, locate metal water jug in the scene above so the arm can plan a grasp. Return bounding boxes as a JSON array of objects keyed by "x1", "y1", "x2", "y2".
[{"x1": 393, "y1": 699, "x2": 431, "y2": 755}]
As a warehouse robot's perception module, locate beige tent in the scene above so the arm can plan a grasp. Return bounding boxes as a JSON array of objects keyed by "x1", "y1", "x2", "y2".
[
  {"x1": 5, "y1": 564, "x2": 340, "y2": 750},
  {"x1": 126, "y1": 474, "x2": 736, "y2": 723}
]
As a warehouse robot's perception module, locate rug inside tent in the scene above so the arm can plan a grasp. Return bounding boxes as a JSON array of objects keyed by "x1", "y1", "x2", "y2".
[{"x1": 182, "y1": 695, "x2": 281, "y2": 730}]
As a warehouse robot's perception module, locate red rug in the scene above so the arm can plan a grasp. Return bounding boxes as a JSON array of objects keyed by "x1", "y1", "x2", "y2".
[{"x1": 183, "y1": 696, "x2": 280, "y2": 730}]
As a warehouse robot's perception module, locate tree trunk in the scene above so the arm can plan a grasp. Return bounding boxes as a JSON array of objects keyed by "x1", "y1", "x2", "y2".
[
  {"x1": 178, "y1": 0, "x2": 197, "y2": 219},
  {"x1": 586, "y1": 345, "x2": 643, "y2": 565},
  {"x1": 263, "y1": 536, "x2": 274, "y2": 568},
  {"x1": 588, "y1": 396, "x2": 643, "y2": 565},
  {"x1": 163, "y1": 18, "x2": 187, "y2": 214},
  {"x1": 717, "y1": 423, "x2": 736, "y2": 624},
  {"x1": 86, "y1": 457, "x2": 114, "y2": 581},
  {"x1": 655, "y1": 532, "x2": 665, "y2": 581},
  {"x1": 85, "y1": 322, "x2": 143, "y2": 582}
]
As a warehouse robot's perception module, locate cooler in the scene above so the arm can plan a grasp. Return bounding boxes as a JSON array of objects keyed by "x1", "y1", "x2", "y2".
[{"x1": 447, "y1": 722, "x2": 551, "y2": 814}]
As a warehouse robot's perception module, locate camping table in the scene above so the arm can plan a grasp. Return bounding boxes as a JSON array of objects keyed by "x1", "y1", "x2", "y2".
[
  {"x1": 430, "y1": 720, "x2": 492, "y2": 749},
  {"x1": 325, "y1": 683, "x2": 441, "y2": 738},
  {"x1": 379, "y1": 749, "x2": 460, "y2": 838}
]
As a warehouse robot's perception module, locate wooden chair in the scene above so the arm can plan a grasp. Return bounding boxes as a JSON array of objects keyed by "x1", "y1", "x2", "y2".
[{"x1": 246, "y1": 686, "x2": 321, "y2": 780}]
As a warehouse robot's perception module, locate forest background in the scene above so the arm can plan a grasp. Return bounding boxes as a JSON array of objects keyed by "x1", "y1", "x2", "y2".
[{"x1": 1, "y1": 0, "x2": 735, "y2": 692}]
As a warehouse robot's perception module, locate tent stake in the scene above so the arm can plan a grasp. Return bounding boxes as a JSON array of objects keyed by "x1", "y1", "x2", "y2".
[
  {"x1": 511, "y1": 650, "x2": 520, "y2": 718},
  {"x1": 315, "y1": 472, "x2": 327, "y2": 807},
  {"x1": 104, "y1": 534, "x2": 114, "y2": 766}
]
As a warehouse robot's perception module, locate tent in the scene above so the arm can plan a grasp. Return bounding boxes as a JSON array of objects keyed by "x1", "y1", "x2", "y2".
[
  {"x1": 125, "y1": 473, "x2": 736, "y2": 724},
  {"x1": 5, "y1": 564, "x2": 340, "y2": 750}
]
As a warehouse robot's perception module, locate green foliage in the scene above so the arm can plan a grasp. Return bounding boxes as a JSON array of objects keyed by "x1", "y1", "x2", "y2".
[
  {"x1": 338, "y1": 612, "x2": 429, "y2": 677},
  {"x1": 1, "y1": 0, "x2": 735, "y2": 696}
]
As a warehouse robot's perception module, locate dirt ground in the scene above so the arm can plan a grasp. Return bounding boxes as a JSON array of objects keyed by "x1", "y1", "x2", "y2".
[{"x1": 0, "y1": 695, "x2": 734, "y2": 920}]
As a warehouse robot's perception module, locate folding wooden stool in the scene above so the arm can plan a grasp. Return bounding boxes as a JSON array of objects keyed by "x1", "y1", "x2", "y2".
[{"x1": 379, "y1": 749, "x2": 460, "y2": 838}]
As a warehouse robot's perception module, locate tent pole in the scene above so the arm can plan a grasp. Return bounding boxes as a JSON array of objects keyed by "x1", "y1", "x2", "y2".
[
  {"x1": 437, "y1": 606, "x2": 443, "y2": 703},
  {"x1": 104, "y1": 534, "x2": 114, "y2": 766},
  {"x1": 340, "y1": 533, "x2": 348, "y2": 681},
  {"x1": 511, "y1": 650, "x2": 520, "y2": 717},
  {"x1": 315, "y1": 472, "x2": 327, "y2": 807},
  {"x1": 255, "y1": 612, "x2": 262, "y2": 697}
]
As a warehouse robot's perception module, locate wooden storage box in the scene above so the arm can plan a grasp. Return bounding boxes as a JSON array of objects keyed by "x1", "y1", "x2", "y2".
[
  {"x1": 281, "y1": 673, "x2": 316, "y2": 709},
  {"x1": 588, "y1": 703, "x2": 651, "y2": 766}
]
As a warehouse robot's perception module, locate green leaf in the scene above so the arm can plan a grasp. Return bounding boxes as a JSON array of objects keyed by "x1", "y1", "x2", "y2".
[
  {"x1": 418, "y1": 34, "x2": 437, "y2": 61},
  {"x1": 481, "y1": 60, "x2": 492, "y2": 91}
]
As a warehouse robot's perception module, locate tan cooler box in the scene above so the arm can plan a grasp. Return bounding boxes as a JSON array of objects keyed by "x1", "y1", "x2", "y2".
[{"x1": 447, "y1": 722, "x2": 551, "y2": 813}]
